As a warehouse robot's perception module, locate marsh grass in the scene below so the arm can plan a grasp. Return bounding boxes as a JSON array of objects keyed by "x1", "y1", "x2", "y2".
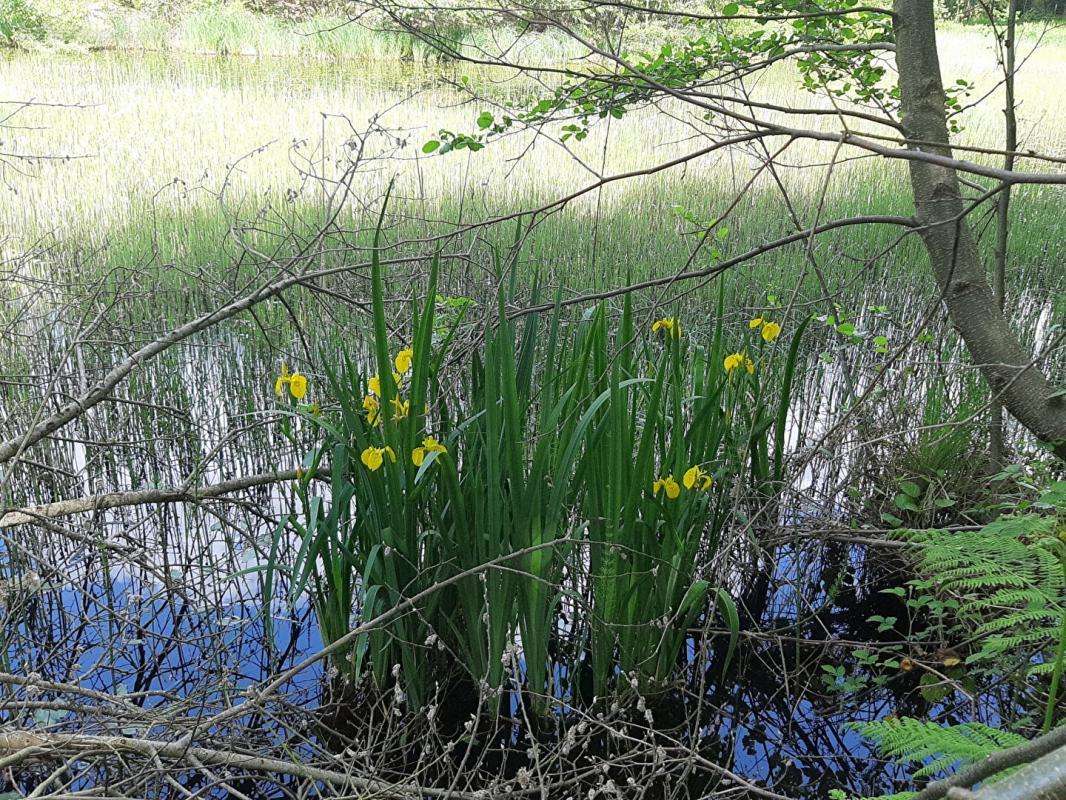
[
  {"x1": 2, "y1": 0, "x2": 585, "y2": 64},
  {"x1": 1, "y1": 19, "x2": 1062, "y2": 600},
  {"x1": 0, "y1": 16, "x2": 1063, "y2": 797},
  {"x1": 2, "y1": 23, "x2": 1062, "y2": 313}
]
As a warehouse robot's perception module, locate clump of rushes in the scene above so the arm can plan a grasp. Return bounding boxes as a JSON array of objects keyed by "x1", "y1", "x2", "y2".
[
  {"x1": 274, "y1": 220, "x2": 807, "y2": 713},
  {"x1": 574, "y1": 297, "x2": 803, "y2": 698}
]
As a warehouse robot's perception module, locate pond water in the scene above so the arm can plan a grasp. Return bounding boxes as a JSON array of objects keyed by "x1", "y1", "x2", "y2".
[
  {"x1": 2, "y1": 527, "x2": 1016, "y2": 797},
  {"x1": 0, "y1": 312, "x2": 1038, "y2": 796}
]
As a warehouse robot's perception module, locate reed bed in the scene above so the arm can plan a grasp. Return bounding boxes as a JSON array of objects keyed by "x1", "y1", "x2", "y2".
[
  {"x1": 1, "y1": 24, "x2": 1062, "y2": 304},
  {"x1": 263, "y1": 236, "x2": 816, "y2": 710}
]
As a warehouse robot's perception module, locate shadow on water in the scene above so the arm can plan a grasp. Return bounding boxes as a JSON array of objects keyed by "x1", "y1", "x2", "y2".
[{"x1": 0, "y1": 521, "x2": 1023, "y2": 798}]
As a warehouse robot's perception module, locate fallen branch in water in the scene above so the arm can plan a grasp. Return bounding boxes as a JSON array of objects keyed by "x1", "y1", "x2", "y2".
[
  {"x1": 0, "y1": 731, "x2": 480, "y2": 799},
  {"x1": 0, "y1": 468, "x2": 323, "y2": 529}
]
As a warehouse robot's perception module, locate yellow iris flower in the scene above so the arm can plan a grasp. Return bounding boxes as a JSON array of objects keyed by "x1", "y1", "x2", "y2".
[
  {"x1": 412, "y1": 436, "x2": 447, "y2": 466},
  {"x1": 723, "y1": 352, "x2": 755, "y2": 375},
  {"x1": 391, "y1": 397, "x2": 410, "y2": 420},
  {"x1": 360, "y1": 445, "x2": 396, "y2": 471},
  {"x1": 748, "y1": 317, "x2": 763, "y2": 329},
  {"x1": 274, "y1": 363, "x2": 291, "y2": 396},
  {"x1": 651, "y1": 317, "x2": 681, "y2": 338},
  {"x1": 683, "y1": 465, "x2": 712, "y2": 491},
  {"x1": 288, "y1": 373, "x2": 308, "y2": 399},
  {"x1": 652, "y1": 475, "x2": 681, "y2": 500},
  {"x1": 368, "y1": 372, "x2": 404, "y2": 397},
  {"x1": 362, "y1": 394, "x2": 380, "y2": 424},
  {"x1": 761, "y1": 321, "x2": 782, "y2": 342},
  {"x1": 395, "y1": 347, "x2": 414, "y2": 374}
]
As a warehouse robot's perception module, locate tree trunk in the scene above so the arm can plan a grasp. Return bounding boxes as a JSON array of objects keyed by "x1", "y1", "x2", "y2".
[{"x1": 892, "y1": 0, "x2": 1066, "y2": 461}]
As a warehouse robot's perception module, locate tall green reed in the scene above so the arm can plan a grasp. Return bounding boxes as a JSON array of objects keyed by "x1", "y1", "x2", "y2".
[{"x1": 272, "y1": 235, "x2": 811, "y2": 711}]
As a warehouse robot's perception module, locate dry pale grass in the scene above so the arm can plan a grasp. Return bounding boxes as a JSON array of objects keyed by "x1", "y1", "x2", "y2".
[{"x1": 0, "y1": 23, "x2": 1062, "y2": 257}]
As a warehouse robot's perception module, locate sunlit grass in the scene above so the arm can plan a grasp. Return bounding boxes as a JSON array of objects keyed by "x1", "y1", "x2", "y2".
[
  {"x1": 0, "y1": 20, "x2": 1061, "y2": 440},
  {"x1": 2, "y1": 23, "x2": 1062, "y2": 291}
]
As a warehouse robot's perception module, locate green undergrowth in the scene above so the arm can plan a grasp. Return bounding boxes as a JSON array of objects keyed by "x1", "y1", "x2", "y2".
[{"x1": 849, "y1": 481, "x2": 1066, "y2": 798}]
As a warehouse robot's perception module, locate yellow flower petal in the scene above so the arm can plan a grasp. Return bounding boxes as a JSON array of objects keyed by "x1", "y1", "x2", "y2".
[
  {"x1": 761, "y1": 321, "x2": 782, "y2": 343},
  {"x1": 412, "y1": 436, "x2": 446, "y2": 466},
  {"x1": 651, "y1": 317, "x2": 681, "y2": 338},
  {"x1": 683, "y1": 466, "x2": 699, "y2": 490},
  {"x1": 289, "y1": 373, "x2": 308, "y2": 399},
  {"x1": 394, "y1": 347, "x2": 414, "y2": 375},
  {"x1": 683, "y1": 466, "x2": 713, "y2": 491},
  {"x1": 368, "y1": 375, "x2": 381, "y2": 396},
  {"x1": 274, "y1": 375, "x2": 289, "y2": 396},
  {"x1": 361, "y1": 446, "x2": 383, "y2": 471},
  {"x1": 748, "y1": 317, "x2": 763, "y2": 330},
  {"x1": 654, "y1": 475, "x2": 680, "y2": 500},
  {"x1": 362, "y1": 394, "x2": 380, "y2": 425}
]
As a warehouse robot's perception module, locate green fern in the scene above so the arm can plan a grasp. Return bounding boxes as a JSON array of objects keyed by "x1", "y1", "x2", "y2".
[
  {"x1": 898, "y1": 507, "x2": 1064, "y2": 671},
  {"x1": 852, "y1": 717, "x2": 1025, "y2": 781},
  {"x1": 851, "y1": 483, "x2": 1066, "y2": 800}
]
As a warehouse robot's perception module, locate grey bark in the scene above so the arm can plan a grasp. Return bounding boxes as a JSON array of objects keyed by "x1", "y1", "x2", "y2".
[
  {"x1": 0, "y1": 468, "x2": 319, "y2": 529},
  {"x1": 892, "y1": 0, "x2": 1066, "y2": 461},
  {"x1": 0, "y1": 732, "x2": 475, "y2": 799},
  {"x1": 970, "y1": 741, "x2": 1066, "y2": 800},
  {"x1": 913, "y1": 725, "x2": 1066, "y2": 800}
]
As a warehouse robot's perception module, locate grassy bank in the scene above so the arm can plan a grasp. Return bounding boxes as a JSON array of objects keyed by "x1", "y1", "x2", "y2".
[{"x1": 2, "y1": 24, "x2": 1063, "y2": 300}]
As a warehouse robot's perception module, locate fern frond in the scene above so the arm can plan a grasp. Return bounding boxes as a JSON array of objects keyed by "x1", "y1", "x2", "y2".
[
  {"x1": 898, "y1": 512, "x2": 1064, "y2": 668},
  {"x1": 852, "y1": 717, "x2": 1025, "y2": 782}
]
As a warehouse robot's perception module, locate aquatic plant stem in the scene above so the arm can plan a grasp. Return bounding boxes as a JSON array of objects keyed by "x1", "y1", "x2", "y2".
[{"x1": 1043, "y1": 556, "x2": 1066, "y2": 734}]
